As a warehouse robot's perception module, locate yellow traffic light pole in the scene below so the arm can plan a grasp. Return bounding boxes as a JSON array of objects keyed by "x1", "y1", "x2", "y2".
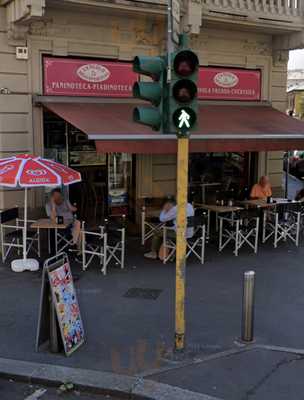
[{"x1": 175, "y1": 136, "x2": 189, "y2": 352}]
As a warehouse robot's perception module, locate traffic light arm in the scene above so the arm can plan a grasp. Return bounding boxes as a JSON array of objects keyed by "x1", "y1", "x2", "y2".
[{"x1": 133, "y1": 56, "x2": 165, "y2": 80}]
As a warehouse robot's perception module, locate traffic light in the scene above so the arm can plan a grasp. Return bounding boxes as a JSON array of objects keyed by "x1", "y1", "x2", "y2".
[
  {"x1": 169, "y1": 41, "x2": 199, "y2": 136},
  {"x1": 132, "y1": 56, "x2": 166, "y2": 131}
]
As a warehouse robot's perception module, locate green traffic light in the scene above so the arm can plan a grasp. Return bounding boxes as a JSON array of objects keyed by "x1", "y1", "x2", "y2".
[
  {"x1": 133, "y1": 106, "x2": 162, "y2": 131},
  {"x1": 133, "y1": 82, "x2": 162, "y2": 106},
  {"x1": 133, "y1": 56, "x2": 165, "y2": 79},
  {"x1": 132, "y1": 55, "x2": 167, "y2": 132},
  {"x1": 167, "y1": 41, "x2": 199, "y2": 135},
  {"x1": 172, "y1": 107, "x2": 197, "y2": 132}
]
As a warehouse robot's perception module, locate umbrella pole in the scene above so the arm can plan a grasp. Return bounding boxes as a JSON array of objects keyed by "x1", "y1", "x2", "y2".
[{"x1": 23, "y1": 188, "x2": 28, "y2": 260}]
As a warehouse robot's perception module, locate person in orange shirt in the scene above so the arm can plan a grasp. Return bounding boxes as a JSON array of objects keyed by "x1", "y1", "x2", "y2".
[{"x1": 250, "y1": 176, "x2": 272, "y2": 200}]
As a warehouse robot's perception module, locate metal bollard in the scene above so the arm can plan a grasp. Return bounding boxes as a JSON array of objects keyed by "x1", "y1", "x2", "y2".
[{"x1": 241, "y1": 271, "x2": 255, "y2": 342}]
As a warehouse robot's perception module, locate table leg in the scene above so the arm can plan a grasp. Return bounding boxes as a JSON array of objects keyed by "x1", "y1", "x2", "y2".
[
  {"x1": 50, "y1": 293, "x2": 59, "y2": 353},
  {"x1": 55, "y1": 228, "x2": 58, "y2": 254},
  {"x1": 207, "y1": 210, "x2": 210, "y2": 239},
  {"x1": 48, "y1": 229, "x2": 51, "y2": 254},
  {"x1": 202, "y1": 186, "x2": 206, "y2": 204}
]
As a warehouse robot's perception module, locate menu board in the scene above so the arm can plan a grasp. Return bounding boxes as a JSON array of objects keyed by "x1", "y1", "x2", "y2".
[{"x1": 48, "y1": 262, "x2": 84, "y2": 356}]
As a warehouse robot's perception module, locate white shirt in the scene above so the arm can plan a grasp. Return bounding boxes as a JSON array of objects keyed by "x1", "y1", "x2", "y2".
[{"x1": 159, "y1": 203, "x2": 194, "y2": 238}]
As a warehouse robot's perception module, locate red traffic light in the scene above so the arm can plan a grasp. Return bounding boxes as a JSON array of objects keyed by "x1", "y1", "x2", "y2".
[{"x1": 173, "y1": 50, "x2": 199, "y2": 77}]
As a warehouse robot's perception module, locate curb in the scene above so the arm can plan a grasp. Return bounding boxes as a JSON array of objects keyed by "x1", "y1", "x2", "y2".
[{"x1": 0, "y1": 357, "x2": 222, "y2": 400}]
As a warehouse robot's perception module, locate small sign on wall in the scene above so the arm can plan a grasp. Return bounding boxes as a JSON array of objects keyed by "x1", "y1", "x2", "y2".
[
  {"x1": 43, "y1": 57, "x2": 137, "y2": 97},
  {"x1": 198, "y1": 67, "x2": 261, "y2": 101}
]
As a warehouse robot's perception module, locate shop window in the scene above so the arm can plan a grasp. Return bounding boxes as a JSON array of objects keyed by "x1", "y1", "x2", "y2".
[
  {"x1": 189, "y1": 152, "x2": 255, "y2": 203},
  {"x1": 43, "y1": 110, "x2": 133, "y2": 224}
]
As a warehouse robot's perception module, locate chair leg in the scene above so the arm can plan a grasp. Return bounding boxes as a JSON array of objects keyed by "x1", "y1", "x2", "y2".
[
  {"x1": 82, "y1": 224, "x2": 86, "y2": 271},
  {"x1": 262, "y1": 211, "x2": 267, "y2": 243},
  {"x1": 37, "y1": 228, "x2": 41, "y2": 257},
  {"x1": 201, "y1": 225, "x2": 206, "y2": 264},
  {"x1": 296, "y1": 212, "x2": 300, "y2": 247},
  {"x1": 103, "y1": 233, "x2": 107, "y2": 275},
  {"x1": 274, "y1": 214, "x2": 279, "y2": 248},
  {"x1": 219, "y1": 218, "x2": 223, "y2": 251},
  {"x1": 234, "y1": 220, "x2": 239, "y2": 256},
  {"x1": 55, "y1": 228, "x2": 58, "y2": 254},
  {"x1": 121, "y1": 228, "x2": 125, "y2": 269},
  {"x1": 254, "y1": 218, "x2": 259, "y2": 254},
  {"x1": 163, "y1": 228, "x2": 167, "y2": 264},
  {"x1": 141, "y1": 209, "x2": 145, "y2": 246},
  {"x1": 0, "y1": 227, "x2": 4, "y2": 263}
]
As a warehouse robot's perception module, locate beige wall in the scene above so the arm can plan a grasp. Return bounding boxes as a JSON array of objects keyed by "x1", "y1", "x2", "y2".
[
  {"x1": 0, "y1": 6, "x2": 32, "y2": 209},
  {"x1": 0, "y1": 4, "x2": 290, "y2": 209},
  {"x1": 136, "y1": 27, "x2": 287, "y2": 199}
]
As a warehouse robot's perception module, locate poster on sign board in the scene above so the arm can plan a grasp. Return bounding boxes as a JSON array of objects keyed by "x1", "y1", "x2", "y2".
[{"x1": 48, "y1": 262, "x2": 84, "y2": 356}]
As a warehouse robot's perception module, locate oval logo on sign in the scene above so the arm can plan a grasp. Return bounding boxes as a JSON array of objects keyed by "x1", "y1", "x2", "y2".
[
  {"x1": 214, "y1": 72, "x2": 239, "y2": 88},
  {"x1": 0, "y1": 164, "x2": 14, "y2": 175},
  {"x1": 77, "y1": 64, "x2": 110, "y2": 82},
  {"x1": 26, "y1": 169, "x2": 47, "y2": 176}
]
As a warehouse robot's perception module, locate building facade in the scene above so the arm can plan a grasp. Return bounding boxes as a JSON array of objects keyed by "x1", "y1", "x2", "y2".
[
  {"x1": 287, "y1": 69, "x2": 304, "y2": 118},
  {"x1": 1, "y1": 0, "x2": 304, "y2": 214}
]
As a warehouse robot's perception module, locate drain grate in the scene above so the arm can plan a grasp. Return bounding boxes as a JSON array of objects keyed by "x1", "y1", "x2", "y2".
[{"x1": 123, "y1": 288, "x2": 162, "y2": 300}]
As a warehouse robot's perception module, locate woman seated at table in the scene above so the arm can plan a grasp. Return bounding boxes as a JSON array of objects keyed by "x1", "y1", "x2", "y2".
[
  {"x1": 45, "y1": 188, "x2": 81, "y2": 254},
  {"x1": 144, "y1": 196, "x2": 194, "y2": 260},
  {"x1": 250, "y1": 176, "x2": 272, "y2": 200}
]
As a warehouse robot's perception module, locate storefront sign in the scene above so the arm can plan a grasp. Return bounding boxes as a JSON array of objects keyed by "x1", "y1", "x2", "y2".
[
  {"x1": 43, "y1": 57, "x2": 137, "y2": 97},
  {"x1": 198, "y1": 67, "x2": 261, "y2": 101},
  {"x1": 43, "y1": 57, "x2": 261, "y2": 100}
]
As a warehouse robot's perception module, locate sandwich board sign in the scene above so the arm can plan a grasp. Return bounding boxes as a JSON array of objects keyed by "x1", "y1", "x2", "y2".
[{"x1": 36, "y1": 253, "x2": 84, "y2": 356}]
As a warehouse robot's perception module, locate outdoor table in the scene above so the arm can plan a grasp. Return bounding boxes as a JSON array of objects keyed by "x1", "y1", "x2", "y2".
[
  {"x1": 31, "y1": 218, "x2": 68, "y2": 255},
  {"x1": 195, "y1": 203, "x2": 243, "y2": 238},
  {"x1": 239, "y1": 198, "x2": 290, "y2": 209},
  {"x1": 189, "y1": 182, "x2": 221, "y2": 203},
  {"x1": 146, "y1": 209, "x2": 161, "y2": 219}
]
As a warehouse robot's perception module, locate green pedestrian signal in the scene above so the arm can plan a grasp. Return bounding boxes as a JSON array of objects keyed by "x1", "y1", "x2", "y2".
[
  {"x1": 132, "y1": 56, "x2": 167, "y2": 131},
  {"x1": 172, "y1": 107, "x2": 196, "y2": 131},
  {"x1": 169, "y1": 38, "x2": 199, "y2": 136}
]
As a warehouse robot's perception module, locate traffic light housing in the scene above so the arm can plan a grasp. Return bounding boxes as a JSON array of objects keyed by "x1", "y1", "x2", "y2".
[
  {"x1": 169, "y1": 43, "x2": 199, "y2": 136},
  {"x1": 132, "y1": 56, "x2": 166, "y2": 131}
]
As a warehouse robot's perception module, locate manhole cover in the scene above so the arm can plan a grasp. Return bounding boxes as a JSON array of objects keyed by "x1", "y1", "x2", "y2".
[{"x1": 124, "y1": 288, "x2": 162, "y2": 300}]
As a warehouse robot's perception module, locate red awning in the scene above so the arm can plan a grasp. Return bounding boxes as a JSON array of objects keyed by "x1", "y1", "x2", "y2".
[{"x1": 42, "y1": 100, "x2": 304, "y2": 153}]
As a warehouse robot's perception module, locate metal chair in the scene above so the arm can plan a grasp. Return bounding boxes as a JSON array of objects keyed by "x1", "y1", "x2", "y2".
[
  {"x1": 0, "y1": 207, "x2": 40, "y2": 262},
  {"x1": 219, "y1": 208, "x2": 260, "y2": 256},
  {"x1": 81, "y1": 216, "x2": 126, "y2": 275},
  {"x1": 162, "y1": 213, "x2": 207, "y2": 264},
  {"x1": 262, "y1": 202, "x2": 301, "y2": 248},
  {"x1": 103, "y1": 216, "x2": 126, "y2": 274},
  {"x1": 55, "y1": 225, "x2": 74, "y2": 254},
  {"x1": 81, "y1": 222, "x2": 107, "y2": 273},
  {"x1": 141, "y1": 198, "x2": 165, "y2": 245},
  {"x1": 53, "y1": 204, "x2": 79, "y2": 254}
]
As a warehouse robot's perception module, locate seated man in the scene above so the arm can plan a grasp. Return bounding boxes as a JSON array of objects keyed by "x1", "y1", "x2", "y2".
[
  {"x1": 250, "y1": 176, "x2": 272, "y2": 200},
  {"x1": 144, "y1": 196, "x2": 194, "y2": 260},
  {"x1": 46, "y1": 188, "x2": 81, "y2": 258}
]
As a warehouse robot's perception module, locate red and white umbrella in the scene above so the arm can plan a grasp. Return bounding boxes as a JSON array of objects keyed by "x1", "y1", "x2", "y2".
[{"x1": 0, "y1": 154, "x2": 81, "y2": 271}]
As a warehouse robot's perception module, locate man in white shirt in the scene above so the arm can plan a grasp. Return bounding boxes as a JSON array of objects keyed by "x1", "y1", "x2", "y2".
[{"x1": 144, "y1": 196, "x2": 194, "y2": 260}]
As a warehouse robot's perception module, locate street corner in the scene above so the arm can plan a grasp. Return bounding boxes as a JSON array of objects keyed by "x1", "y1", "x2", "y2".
[{"x1": 148, "y1": 345, "x2": 304, "y2": 400}]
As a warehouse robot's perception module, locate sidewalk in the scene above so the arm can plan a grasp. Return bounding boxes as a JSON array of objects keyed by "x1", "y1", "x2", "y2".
[{"x1": 1, "y1": 237, "x2": 304, "y2": 398}]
